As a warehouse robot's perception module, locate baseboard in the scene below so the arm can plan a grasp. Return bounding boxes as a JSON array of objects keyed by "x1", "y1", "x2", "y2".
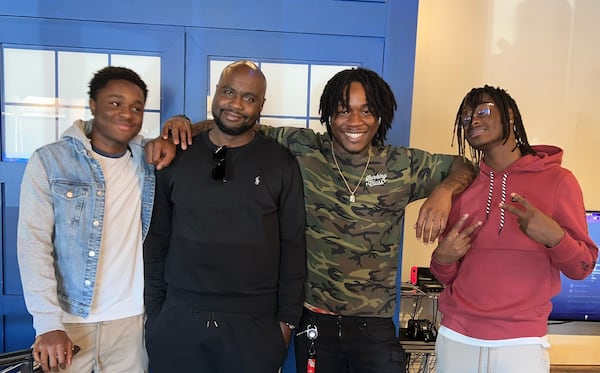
[{"x1": 550, "y1": 366, "x2": 600, "y2": 373}]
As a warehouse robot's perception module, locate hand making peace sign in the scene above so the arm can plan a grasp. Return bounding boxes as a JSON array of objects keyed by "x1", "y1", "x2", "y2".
[{"x1": 500, "y1": 192, "x2": 565, "y2": 248}]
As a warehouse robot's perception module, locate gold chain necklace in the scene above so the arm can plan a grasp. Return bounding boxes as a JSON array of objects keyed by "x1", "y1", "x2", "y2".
[{"x1": 331, "y1": 144, "x2": 371, "y2": 203}]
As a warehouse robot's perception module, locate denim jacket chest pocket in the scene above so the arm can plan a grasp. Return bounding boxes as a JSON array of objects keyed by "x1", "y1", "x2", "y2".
[{"x1": 51, "y1": 180, "x2": 91, "y2": 226}]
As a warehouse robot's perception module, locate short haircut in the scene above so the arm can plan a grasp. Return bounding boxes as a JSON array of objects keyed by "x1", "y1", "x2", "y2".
[{"x1": 88, "y1": 66, "x2": 148, "y2": 102}]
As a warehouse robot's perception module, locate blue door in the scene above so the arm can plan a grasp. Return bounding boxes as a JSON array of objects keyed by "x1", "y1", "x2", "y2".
[{"x1": 0, "y1": 16, "x2": 185, "y2": 352}]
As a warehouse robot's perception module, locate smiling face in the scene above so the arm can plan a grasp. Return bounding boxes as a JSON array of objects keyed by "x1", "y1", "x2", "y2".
[
  {"x1": 89, "y1": 79, "x2": 145, "y2": 155},
  {"x1": 330, "y1": 82, "x2": 379, "y2": 155},
  {"x1": 211, "y1": 63, "x2": 266, "y2": 136},
  {"x1": 462, "y1": 95, "x2": 516, "y2": 154}
]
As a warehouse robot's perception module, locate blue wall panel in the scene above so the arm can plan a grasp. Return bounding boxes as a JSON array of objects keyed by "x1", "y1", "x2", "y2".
[
  {"x1": 0, "y1": 0, "x2": 387, "y2": 37},
  {"x1": 383, "y1": 0, "x2": 419, "y2": 147}
]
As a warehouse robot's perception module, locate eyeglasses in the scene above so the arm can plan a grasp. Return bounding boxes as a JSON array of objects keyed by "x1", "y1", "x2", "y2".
[
  {"x1": 461, "y1": 102, "x2": 495, "y2": 127},
  {"x1": 212, "y1": 146, "x2": 229, "y2": 183}
]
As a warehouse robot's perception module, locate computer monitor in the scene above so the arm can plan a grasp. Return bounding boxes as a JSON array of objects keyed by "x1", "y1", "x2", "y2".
[{"x1": 549, "y1": 211, "x2": 600, "y2": 322}]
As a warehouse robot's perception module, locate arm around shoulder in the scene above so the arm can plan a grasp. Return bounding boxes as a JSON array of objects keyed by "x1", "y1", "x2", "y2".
[
  {"x1": 439, "y1": 156, "x2": 476, "y2": 196},
  {"x1": 415, "y1": 157, "x2": 476, "y2": 244}
]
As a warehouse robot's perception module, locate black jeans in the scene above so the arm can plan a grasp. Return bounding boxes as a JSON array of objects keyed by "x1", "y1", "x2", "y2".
[{"x1": 294, "y1": 308, "x2": 406, "y2": 373}]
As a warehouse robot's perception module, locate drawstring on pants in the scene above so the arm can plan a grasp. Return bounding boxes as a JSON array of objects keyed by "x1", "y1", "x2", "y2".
[{"x1": 206, "y1": 311, "x2": 219, "y2": 328}]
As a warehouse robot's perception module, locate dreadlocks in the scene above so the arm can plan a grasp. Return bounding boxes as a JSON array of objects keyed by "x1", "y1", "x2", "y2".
[
  {"x1": 319, "y1": 67, "x2": 397, "y2": 147},
  {"x1": 453, "y1": 85, "x2": 536, "y2": 164}
]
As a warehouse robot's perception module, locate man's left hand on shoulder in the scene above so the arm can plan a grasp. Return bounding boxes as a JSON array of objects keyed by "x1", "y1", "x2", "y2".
[
  {"x1": 144, "y1": 137, "x2": 176, "y2": 170},
  {"x1": 415, "y1": 186, "x2": 453, "y2": 244}
]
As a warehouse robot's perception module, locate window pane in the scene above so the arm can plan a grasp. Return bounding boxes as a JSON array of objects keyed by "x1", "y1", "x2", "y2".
[
  {"x1": 58, "y1": 51, "x2": 108, "y2": 107},
  {"x1": 260, "y1": 117, "x2": 307, "y2": 129},
  {"x1": 4, "y1": 49, "x2": 55, "y2": 102},
  {"x1": 309, "y1": 119, "x2": 327, "y2": 134},
  {"x1": 261, "y1": 63, "x2": 308, "y2": 117},
  {"x1": 112, "y1": 55, "x2": 161, "y2": 111},
  {"x1": 57, "y1": 107, "x2": 91, "y2": 136},
  {"x1": 140, "y1": 111, "x2": 160, "y2": 139},
  {"x1": 4, "y1": 106, "x2": 57, "y2": 159},
  {"x1": 309, "y1": 65, "x2": 356, "y2": 117}
]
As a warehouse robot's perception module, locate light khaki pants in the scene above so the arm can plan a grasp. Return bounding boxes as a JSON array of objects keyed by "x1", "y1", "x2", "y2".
[
  {"x1": 62, "y1": 314, "x2": 148, "y2": 373},
  {"x1": 435, "y1": 333, "x2": 550, "y2": 373}
]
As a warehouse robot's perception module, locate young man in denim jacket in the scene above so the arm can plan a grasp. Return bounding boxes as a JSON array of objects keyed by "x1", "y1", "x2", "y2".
[{"x1": 17, "y1": 66, "x2": 156, "y2": 373}]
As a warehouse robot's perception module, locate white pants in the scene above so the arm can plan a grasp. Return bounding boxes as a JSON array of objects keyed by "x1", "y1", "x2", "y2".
[
  {"x1": 62, "y1": 314, "x2": 148, "y2": 373},
  {"x1": 435, "y1": 333, "x2": 550, "y2": 373}
]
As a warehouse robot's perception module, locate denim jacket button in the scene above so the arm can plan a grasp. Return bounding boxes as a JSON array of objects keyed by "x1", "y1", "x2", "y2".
[
  {"x1": 93, "y1": 220, "x2": 100, "y2": 227},
  {"x1": 84, "y1": 280, "x2": 91, "y2": 286},
  {"x1": 88, "y1": 251, "x2": 95, "y2": 257}
]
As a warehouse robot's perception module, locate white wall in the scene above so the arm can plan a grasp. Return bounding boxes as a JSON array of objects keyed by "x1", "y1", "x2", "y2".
[{"x1": 404, "y1": 0, "x2": 600, "y2": 365}]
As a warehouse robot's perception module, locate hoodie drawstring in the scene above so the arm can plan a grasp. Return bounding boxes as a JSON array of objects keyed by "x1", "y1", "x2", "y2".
[
  {"x1": 485, "y1": 171, "x2": 494, "y2": 219},
  {"x1": 485, "y1": 171, "x2": 508, "y2": 235},
  {"x1": 498, "y1": 173, "x2": 508, "y2": 234}
]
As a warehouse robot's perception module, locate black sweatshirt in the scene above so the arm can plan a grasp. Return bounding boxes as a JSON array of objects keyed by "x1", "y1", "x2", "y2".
[{"x1": 144, "y1": 131, "x2": 307, "y2": 326}]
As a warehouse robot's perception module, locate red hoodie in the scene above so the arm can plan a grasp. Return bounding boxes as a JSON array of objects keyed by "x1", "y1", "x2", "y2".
[{"x1": 430, "y1": 145, "x2": 598, "y2": 340}]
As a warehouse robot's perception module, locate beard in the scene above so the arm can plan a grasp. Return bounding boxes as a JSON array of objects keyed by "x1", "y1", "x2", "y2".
[{"x1": 213, "y1": 109, "x2": 256, "y2": 136}]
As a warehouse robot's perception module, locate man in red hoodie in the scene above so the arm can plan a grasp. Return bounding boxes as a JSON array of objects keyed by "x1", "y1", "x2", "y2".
[{"x1": 430, "y1": 85, "x2": 598, "y2": 373}]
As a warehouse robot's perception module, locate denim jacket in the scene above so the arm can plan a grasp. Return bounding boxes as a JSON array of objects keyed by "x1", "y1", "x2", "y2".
[{"x1": 17, "y1": 119, "x2": 155, "y2": 335}]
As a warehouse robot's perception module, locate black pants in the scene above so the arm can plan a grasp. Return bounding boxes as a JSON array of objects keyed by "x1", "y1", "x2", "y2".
[
  {"x1": 146, "y1": 294, "x2": 287, "y2": 373},
  {"x1": 294, "y1": 308, "x2": 406, "y2": 373}
]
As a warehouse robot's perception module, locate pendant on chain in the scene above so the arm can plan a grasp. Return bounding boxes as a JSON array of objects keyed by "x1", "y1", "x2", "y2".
[{"x1": 331, "y1": 145, "x2": 372, "y2": 205}]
